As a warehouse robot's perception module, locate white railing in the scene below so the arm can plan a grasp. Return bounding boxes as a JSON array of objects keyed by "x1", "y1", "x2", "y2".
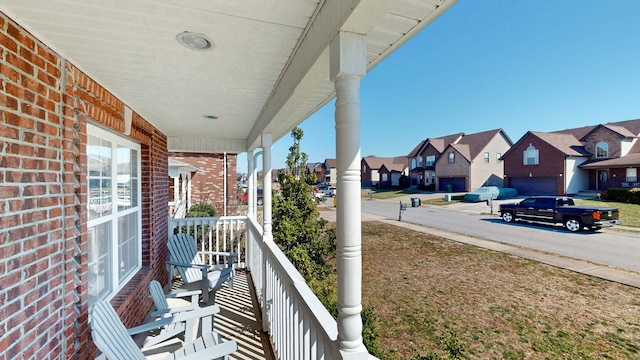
[
  {"x1": 245, "y1": 217, "x2": 341, "y2": 360},
  {"x1": 170, "y1": 215, "x2": 378, "y2": 359},
  {"x1": 168, "y1": 216, "x2": 247, "y2": 268}
]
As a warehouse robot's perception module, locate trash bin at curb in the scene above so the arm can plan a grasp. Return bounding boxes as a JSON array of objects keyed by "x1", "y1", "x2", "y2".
[{"x1": 411, "y1": 197, "x2": 420, "y2": 207}]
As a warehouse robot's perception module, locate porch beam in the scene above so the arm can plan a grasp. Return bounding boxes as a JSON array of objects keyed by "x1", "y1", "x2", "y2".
[{"x1": 330, "y1": 31, "x2": 368, "y2": 359}]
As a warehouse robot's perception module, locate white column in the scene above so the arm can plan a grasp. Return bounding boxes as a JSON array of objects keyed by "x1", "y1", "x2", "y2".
[
  {"x1": 247, "y1": 150, "x2": 254, "y2": 218},
  {"x1": 173, "y1": 177, "x2": 179, "y2": 215},
  {"x1": 330, "y1": 31, "x2": 368, "y2": 359},
  {"x1": 186, "y1": 172, "x2": 192, "y2": 211},
  {"x1": 261, "y1": 133, "x2": 273, "y2": 240},
  {"x1": 252, "y1": 151, "x2": 263, "y2": 219}
]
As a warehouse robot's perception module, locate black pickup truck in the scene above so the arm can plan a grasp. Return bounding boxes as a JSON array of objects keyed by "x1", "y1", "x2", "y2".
[{"x1": 499, "y1": 196, "x2": 621, "y2": 232}]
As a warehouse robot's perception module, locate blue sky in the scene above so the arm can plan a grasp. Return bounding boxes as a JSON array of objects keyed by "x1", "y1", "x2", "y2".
[{"x1": 238, "y1": 0, "x2": 640, "y2": 172}]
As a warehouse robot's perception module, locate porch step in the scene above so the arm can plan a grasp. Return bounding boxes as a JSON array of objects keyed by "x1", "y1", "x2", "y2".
[{"x1": 573, "y1": 190, "x2": 600, "y2": 200}]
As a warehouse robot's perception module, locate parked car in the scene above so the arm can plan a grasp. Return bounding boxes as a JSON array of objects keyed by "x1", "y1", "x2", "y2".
[
  {"x1": 238, "y1": 189, "x2": 263, "y2": 205},
  {"x1": 314, "y1": 187, "x2": 326, "y2": 200},
  {"x1": 323, "y1": 186, "x2": 336, "y2": 197},
  {"x1": 499, "y1": 196, "x2": 620, "y2": 232}
]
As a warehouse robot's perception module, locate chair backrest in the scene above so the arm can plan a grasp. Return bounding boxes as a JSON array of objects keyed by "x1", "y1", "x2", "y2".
[
  {"x1": 90, "y1": 300, "x2": 146, "y2": 360},
  {"x1": 168, "y1": 233, "x2": 204, "y2": 284},
  {"x1": 149, "y1": 280, "x2": 170, "y2": 318}
]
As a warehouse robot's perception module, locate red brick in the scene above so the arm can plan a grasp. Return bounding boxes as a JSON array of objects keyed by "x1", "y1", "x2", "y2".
[
  {"x1": 36, "y1": 120, "x2": 58, "y2": 136},
  {"x1": 23, "y1": 185, "x2": 46, "y2": 196},
  {"x1": 0, "y1": 93, "x2": 19, "y2": 110},
  {"x1": 8, "y1": 143, "x2": 34, "y2": 156},
  {"x1": 0, "y1": 124, "x2": 19, "y2": 140},
  {"x1": 0, "y1": 33, "x2": 18, "y2": 53},
  {"x1": 0, "y1": 63, "x2": 21, "y2": 84},
  {"x1": 21, "y1": 102, "x2": 46, "y2": 120},
  {"x1": 6, "y1": 52, "x2": 34, "y2": 76},
  {"x1": 6, "y1": 112, "x2": 35, "y2": 129},
  {"x1": 0, "y1": 186, "x2": 19, "y2": 199},
  {"x1": 21, "y1": 158, "x2": 48, "y2": 170}
]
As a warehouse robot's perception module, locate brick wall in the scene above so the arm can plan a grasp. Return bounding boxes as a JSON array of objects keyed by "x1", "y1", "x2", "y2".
[
  {"x1": 170, "y1": 153, "x2": 238, "y2": 215},
  {"x1": 1, "y1": 12, "x2": 168, "y2": 360},
  {"x1": 583, "y1": 127, "x2": 622, "y2": 159}
]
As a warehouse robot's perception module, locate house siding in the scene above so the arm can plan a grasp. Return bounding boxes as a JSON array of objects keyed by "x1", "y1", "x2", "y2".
[
  {"x1": 435, "y1": 149, "x2": 469, "y2": 191},
  {"x1": 170, "y1": 153, "x2": 238, "y2": 215},
  {"x1": 468, "y1": 133, "x2": 510, "y2": 190},
  {"x1": 503, "y1": 133, "x2": 566, "y2": 195},
  {"x1": 1, "y1": 12, "x2": 168, "y2": 359},
  {"x1": 565, "y1": 156, "x2": 589, "y2": 195}
]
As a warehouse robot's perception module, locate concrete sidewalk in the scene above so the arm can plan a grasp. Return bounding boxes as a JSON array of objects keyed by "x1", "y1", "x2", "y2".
[{"x1": 319, "y1": 203, "x2": 640, "y2": 289}]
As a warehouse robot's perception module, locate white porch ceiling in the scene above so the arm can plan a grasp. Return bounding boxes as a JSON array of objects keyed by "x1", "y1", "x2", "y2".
[{"x1": 1, "y1": 0, "x2": 457, "y2": 153}]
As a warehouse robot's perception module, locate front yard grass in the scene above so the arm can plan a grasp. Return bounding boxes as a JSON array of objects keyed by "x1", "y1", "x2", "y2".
[
  {"x1": 575, "y1": 199, "x2": 640, "y2": 228},
  {"x1": 361, "y1": 188, "x2": 422, "y2": 200},
  {"x1": 358, "y1": 221, "x2": 640, "y2": 359}
]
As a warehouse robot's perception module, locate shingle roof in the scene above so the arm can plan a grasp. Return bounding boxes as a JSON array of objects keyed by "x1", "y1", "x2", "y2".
[
  {"x1": 456, "y1": 129, "x2": 510, "y2": 160},
  {"x1": 531, "y1": 131, "x2": 591, "y2": 156},
  {"x1": 579, "y1": 153, "x2": 640, "y2": 169},
  {"x1": 363, "y1": 156, "x2": 406, "y2": 170},
  {"x1": 380, "y1": 162, "x2": 408, "y2": 173},
  {"x1": 324, "y1": 158, "x2": 336, "y2": 168},
  {"x1": 407, "y1": 139, "x2": 428, "y2": 158},
  {"x1": 414, "y1": 132, "x2": 464, "y2": 155}
]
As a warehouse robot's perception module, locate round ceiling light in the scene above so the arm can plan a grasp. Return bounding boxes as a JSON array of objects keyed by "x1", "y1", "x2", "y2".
[{"x1": 176, "y1": 32, "x2": 214, "y2": 51}]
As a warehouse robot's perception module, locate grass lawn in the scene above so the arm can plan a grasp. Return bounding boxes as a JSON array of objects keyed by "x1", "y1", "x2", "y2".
[
  {"x1": 361, "y1": 188, "x2": 422, "y2": 200},
  {"x1": 575, "y1": 199, "x2": 640, "y2": 228},
  {"x1": 359, "y1": 221, "x2": 640, "y2": 359}
]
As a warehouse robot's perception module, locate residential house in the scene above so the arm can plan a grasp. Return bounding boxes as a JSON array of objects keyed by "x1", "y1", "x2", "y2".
[
  {"x1": 435, "y1": 129, "x2": 513, "y2": 192},
  {"x1": 378, "y1": 162, "x2": 409, "y2": 188},
  {"x1": 0, "y1": 2, "x2": 456, "y2": 359},
  {"x1": 307, "y1": 161, "x2": 326, "y2": 183},
  {"x1": 408, "y1": 133, "x2": 464, "y2": 186},
  {"x1": 361, "y1": 156, "x2": 407, "y2": 187},
  {"x1": 323, "y1": 158, "x2": 337, "y2": 185},
  {"x1": 502, "y1": 119, "x2": 640, "y2": 195},
  {"x1": 169, "y1": 153, "x2": 237, "y2": 217}
]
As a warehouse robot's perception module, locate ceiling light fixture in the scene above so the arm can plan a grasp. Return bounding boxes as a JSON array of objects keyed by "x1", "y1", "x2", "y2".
[
  {"x1": 176, "y1": 32, "x2": 214, "y2": 51},
  {"x1": 202, "y1": 115, "x2": 218, "y2": 120}
]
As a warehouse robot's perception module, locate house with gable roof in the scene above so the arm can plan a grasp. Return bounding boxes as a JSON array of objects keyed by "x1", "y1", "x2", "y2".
[
  {"x1": 378, "y1": 161, "x2": 410, "y2": 188},
  {"x1": 502, "y1": 119, "x2": 640, "y2": 195},
  {"x1": 361, "y1": 156, "x2": 407, "y2": 187},
  {"x1": 408, "y1": 133, "x2": 465, "y2": 187},
  {"x1": 435, "y1": 129, "x2": 513, "y2": 192}
]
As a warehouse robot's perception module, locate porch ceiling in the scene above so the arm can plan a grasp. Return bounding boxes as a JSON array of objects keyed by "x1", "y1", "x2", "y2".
[{"x1": 2, "y1": 0, "x2": 456, "y2": 153}]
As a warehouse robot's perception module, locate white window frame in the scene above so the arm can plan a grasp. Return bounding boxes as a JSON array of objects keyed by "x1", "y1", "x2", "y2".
[
  {"x1": 626, "y1": 168, "x2": 637, "y2": 182},
  {"x1": 448, "y1": 152, "x2": 455, "y2": 163},
  {"x1": 596, "y1": 142, "x2": 609, "y2": 158},
  {"x1": 87, "y1": 124, "x2": 142, "y2": 306},
  {"x1": 523, "y1": 145, "x2": 539, "y2": 165},
  {"x1": 381, "y1": 173, "x2": 388, "y2": 182},
  {"x1": 484, "y1": 152, "x2": 490, "y2": 163},
  {"x1": 496, "y1": 152, "x2": 502, "y2": 163}
]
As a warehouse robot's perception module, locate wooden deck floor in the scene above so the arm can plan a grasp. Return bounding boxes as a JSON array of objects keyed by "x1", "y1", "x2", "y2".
[{"x1": 137, "y1": 270, "x2": 275, "y2": 360}]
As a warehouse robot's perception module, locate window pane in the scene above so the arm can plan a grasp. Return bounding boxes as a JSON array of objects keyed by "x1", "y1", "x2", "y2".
[
  {"x1": 117, "y1": 146, "x2": 137, "y2": 211},
  {"x1": 118, "y1": 213, "x2": 138, "y2": 282},
  {"x1": 88, "y1": 222, "x2": 112, "y2": 306},
  {"x1": 88, "y1": 136, "x2": 112, "y2": 220}
]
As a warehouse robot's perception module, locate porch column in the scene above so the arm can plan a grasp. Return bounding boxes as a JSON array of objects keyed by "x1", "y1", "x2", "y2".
[
  {"x1": 330, "y1": 31, "x2": 368, "y2": 359},
  {"x1": 252, "y1": 151, "x2": 263, "y2": 219},
  {"x1": 173, "y1": 177, "x2": 179, "y2": 215},
  {"x1": 247, "y1": 150, "x2": 255, "y2": 218},
  {"x1": 186, "y1": 171, "x2": 192, "y2": 211},
  {"x1": 261, "y1": 133, "x2": 273, "y2": 333},
  {"x1": 261, "y1": 133, "x2": 273, "y2": 239}
]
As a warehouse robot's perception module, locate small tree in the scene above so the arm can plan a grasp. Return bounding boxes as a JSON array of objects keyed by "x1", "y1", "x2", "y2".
[{"x1": 272, "y1": 127, "x2": 335, "y2": 282}]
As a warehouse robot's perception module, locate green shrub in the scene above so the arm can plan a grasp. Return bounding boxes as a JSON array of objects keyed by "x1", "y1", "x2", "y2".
[
  {"x1": 606, "y1": 188, "x2": 640, "y2": 204},
  {"x1": 186, "y1": 203, "x2": 217, "y2": 217}
]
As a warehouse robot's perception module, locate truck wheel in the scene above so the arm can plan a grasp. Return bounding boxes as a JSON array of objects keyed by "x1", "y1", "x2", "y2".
[
  {"x1": 564, "y1": 217, "x2": 583, "y2": 232},
  {"x1": 501, "y1": 211, "x2": 515, "y2": 223}
]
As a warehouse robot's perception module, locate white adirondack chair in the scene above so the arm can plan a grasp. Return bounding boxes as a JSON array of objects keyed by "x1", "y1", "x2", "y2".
[
  {"x1": 167, "y1": 233, "x2": 237, "y2": 304},
  {"x1": 144, "y1": 280, "x2": 214, "y2": 348},
  {"x1": 90, "y1": 300, "x2": 237, "y2": 360}
]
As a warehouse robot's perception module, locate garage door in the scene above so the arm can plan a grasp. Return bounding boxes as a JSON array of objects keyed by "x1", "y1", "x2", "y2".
[
  {"x1": 439, "y1": 177, "x2": 466, "y2": 192},
  {"x1": 509, "y1": 177, "x2": 557, "y2": 196}
]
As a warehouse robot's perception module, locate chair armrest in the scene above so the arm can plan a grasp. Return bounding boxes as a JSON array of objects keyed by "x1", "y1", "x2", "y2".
[
  {"x1": 150, "y1": 304, "x2": 199, "y2": 318},
  {"x1": 127, "y1": 305, "x2": 221, "y2": 336},
  {"x1": 176, "y1": 339, "x2": 238, "y2": 360},
  {"x1": 197, "y1": 251, "x2": 238, "y2": 259},
  {"x1": 165, "y1": 289, "x2": 202, "y2": 298},
  {"x1": 166, "y1": 260, "x2": 210, "y2": 270}
]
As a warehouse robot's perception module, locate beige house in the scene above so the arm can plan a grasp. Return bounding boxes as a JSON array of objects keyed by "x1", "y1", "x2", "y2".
[{"x1": 435, "y1": 129, "x2": 513, "y2": 192}]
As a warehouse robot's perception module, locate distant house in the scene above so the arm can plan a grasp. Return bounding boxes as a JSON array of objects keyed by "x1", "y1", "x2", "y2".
[
  {"x1": 502, "y1": 119, "x2": 640, "y2": 195},
  {"x1": 408, "y1": 133, "x2": 464, "y2": 187},
  {"x1": 378, "y1": 162, "x2": 409, "y2": 188},
  {"x1": 361, "y1": 156, "x2": 407, "y2": 187},
  {"x1": 307, "y1": 162, "x2": 326, "y2": 183},
  {"x1": 323, "y1": 158, "x2": 337, "y2": 185},
  {"x1": 169, "y1": 153, "x2": 238, "y2": 216},
  {"x1": 435, "y1": 129, "x2": 513, "y2": 192}
]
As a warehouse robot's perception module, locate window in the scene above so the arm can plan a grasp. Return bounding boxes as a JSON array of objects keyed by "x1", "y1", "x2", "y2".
[
  {"x1": 484, "y1": 152, "x2": 490, "y2": 163},
  {"x1": 381, "y1": 173, "x2": 388, "y2": 182},
  {"x1": 596, "y1": 142, "x2": 608, "y2": 158},
  {"x1": 363, "y1": 164, "x2": 367, "y2": 173},
  {"x1": 87, "y1": 124, "x2": 142, "y2": 307},
  {"x1": 418, "y1": 157, "x2": 423, "y2": 167},
  {"x1": 523, "y1": 145, "x2": 539, "y2": 165},
  {"x1": 426, "y1": 155, "x2": 436, "y2": 167},
  {"x1": 411, "y1": 159, "x2": 417, "y2": 170},
  {"x1": 496, "y1": 152, "x2": 502, "y2": 163},
  {"x1": 626, "y1": 168, "x2": 637, "y2": 182},
  {"x1": 448, "y1": 152, "x2": 455, "y2": 163}
]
